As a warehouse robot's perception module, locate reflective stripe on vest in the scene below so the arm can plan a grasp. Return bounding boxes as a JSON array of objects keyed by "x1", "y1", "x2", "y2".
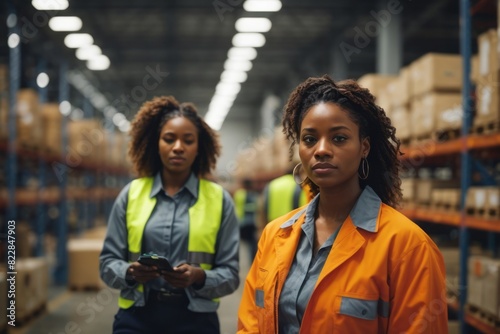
[
  {"x1": 267, "y1": 174, "x2": 307, "y2": 222},
  {"x1": 118, "y1": 177, "x2": 224, "y2": 309}
]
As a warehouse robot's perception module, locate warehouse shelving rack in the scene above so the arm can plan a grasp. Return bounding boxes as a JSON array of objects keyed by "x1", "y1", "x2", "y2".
[
  {"x1": 399, "y1": 1, "x2": 499, "y2": 331},
  {"x1": 2, "y1": 3, "x2": 131, "y2": 285}
]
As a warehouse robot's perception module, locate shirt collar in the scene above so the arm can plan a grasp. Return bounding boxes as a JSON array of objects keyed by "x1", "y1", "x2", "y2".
[
  {"x1": 150, "y1": 172, "x2": 199, "y2": 199},
  {"x1": 279, "y1": 186, "x2": 381, "y2": 233}
]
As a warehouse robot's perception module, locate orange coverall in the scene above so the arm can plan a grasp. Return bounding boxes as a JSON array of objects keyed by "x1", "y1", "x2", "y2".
[{"x1": 238, "y1": 193, "x2": 448, "y2": 333}]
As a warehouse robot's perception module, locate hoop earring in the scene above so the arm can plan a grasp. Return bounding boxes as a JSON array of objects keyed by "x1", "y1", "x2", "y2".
[
  {"x1": 293, "y1": 163, "x2": 307, "y2": 185},
  {"x1": 359, "y1": 157, "x2": 369, "y2": 180}
]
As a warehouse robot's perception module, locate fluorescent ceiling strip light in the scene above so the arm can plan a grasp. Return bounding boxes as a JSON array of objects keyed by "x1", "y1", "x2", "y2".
[
  {"x1": 76, "y1": 45, "x2": 102, "y2": 60},
  {"x1": 221, "y1": 70, "x2": 248, "y2": 83},
  {"x1": 87, "y1": 55, "x2": 110, "y2": 71},
  {"x1": 224, "y1": 59, "x2": 253, "y2": 72},
  {"x1": 32, "y1": 0, "x2": 69, "y2": 10},
  {"x1": 243, "y1": 0, "x2": 282, "y2": 12},
  {"x1": 49, "y1": 16, "x2": 82, "y2": 31},
  {"x1": 64, "y1": 33, "x2": 94, "y2": 48},
  {"x1": 232, "y1": 33, "x2": 266, "y2": 47},
  {"x1": 227, "y1": 47, "x2": 258, "y2": 61},
  {"x1": 235, "y1": 17, "x2": 272, "y2": 32}
]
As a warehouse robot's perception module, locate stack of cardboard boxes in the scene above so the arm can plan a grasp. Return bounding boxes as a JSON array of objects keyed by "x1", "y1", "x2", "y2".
[
  {"x1": 409, "y1": 53, "x2": 463, "y2": 142},
  {"x1": 475, "y1": 29, "x2": 500, "y2": 133},
  {"x1": 468, "y1": 256, "x2": 500, "y2": 320}
]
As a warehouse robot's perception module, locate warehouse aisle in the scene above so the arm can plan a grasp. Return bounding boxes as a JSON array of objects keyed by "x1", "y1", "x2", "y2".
[{"x1": 9, "y1": 244, "x2": 251, "y2": 334}]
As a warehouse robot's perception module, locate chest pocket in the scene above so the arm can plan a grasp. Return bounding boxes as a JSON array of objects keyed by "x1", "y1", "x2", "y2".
[{"x1": 338, "y1": 296, "x2": 388, "y2": 320}]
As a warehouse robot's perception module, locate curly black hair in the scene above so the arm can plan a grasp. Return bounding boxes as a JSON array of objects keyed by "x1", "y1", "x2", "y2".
[
  {"x1": 128, "y1": 96, "x2": 221, "y2": 178},
  {"x1": 282, "y1": 74, "x2": 402, "y2": 207}
]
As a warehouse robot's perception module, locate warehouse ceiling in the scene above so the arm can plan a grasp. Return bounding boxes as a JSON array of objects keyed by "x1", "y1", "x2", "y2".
[{"x1": 2, "y1": 0, "x2": 496, "y2": 130}]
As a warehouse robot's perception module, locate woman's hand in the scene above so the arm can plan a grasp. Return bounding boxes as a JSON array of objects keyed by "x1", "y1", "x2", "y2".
[
  {"x1": 127, "y1": 262, "x2": 160, "y2": 284},
  {"x1": 160, "y1": 263, "x2": 206, "y2": 289}
]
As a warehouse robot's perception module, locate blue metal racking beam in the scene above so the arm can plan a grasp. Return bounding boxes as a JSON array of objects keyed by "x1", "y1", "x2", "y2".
[
  {"x1": 7, "y1": 1, "x2": 20, "y2": 222},
  {"x1": 54, "y1": 61, "x2": 69, "y2": 285},
  {"x1": 35, "y1": 59, "x2": 48, "y2": 256},
  {"x1": 459, "y1": 0, "x2": 472, "y2": 332}
]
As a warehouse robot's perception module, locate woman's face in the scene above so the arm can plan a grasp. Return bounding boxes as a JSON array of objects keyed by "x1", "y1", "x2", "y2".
[
  {"x1": 158, "y1": 116, "x2": 199, "y2": 175},
  {"x1": 299, "y1": 102, "x2": 369, "y2": 191}
]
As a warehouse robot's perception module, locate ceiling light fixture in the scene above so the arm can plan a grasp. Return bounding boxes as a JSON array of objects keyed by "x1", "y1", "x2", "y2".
[
  {"x1": 235, "y1": 18, "x2": 272, "y2": 33},
  {"x1": 32, "y1": 0, "x2": 69, "y2": 10},
  {"x1": 232, "y1": 33, "x2": 266, "y2": 47},
  {"x1": 243, "y1": 0, "x2": 282, "y2": 12},
  {"x1": 76, "y1": 45, "x2": 102, "y2": 60},
  {"x1": 49, "y1": 16, "x2": 83, "y2": 32},
  {"x1": 224, "y1": 59, "x2": 253, "y2": 72},
  {"x1": 64, "y1": 33, "x2": 94, "y2": 48},
  {"x1": 221, "y1": 70, "x2": 248, "y2": 83},
  {"x1": 87, "y1": 55, "x2": 110, "y2": 71},
  {"x1": 36, "y1": 72, "x2": 50, "y2": 88},
  {"x1": 227, "y1": 47, "x2": 258, "y2": 61},
  {"x1": 215, "y1": 82, "x2": 241, "y2": 96}
]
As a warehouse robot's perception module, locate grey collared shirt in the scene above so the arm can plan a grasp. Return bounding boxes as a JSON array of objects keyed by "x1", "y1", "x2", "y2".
[
  {"x1": 99, "y1": 172, "x2": 240, "y2": 312},
  {"x1": 278, "y1": 186, "x2": 381, "y2": 333}
]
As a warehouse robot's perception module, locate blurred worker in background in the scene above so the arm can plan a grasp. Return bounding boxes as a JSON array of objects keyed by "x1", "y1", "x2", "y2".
[
  {"x1": 233, "y1": 178, "x2": 259, "y2": 263},
  {"x1": 262, "y1": 147, "x2": 310, "y2": 225},
  {"x1": 100, "y1": 96, "x2": 240, "y2": 334}
]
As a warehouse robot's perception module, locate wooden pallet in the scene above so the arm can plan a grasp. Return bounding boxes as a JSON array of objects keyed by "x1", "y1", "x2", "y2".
[
  {"x1": 466, "y1": 206, "x2": 486, "y2": 217},
  {"x1": 466, "y1": 304, "x2": 500, "y2": 330},
  {"x1": 485, "y1": 208, "x2": 500, "y2": 220},
  {"x1": 433, "y1": 203, "x2": 460, "y2": 213},
  {"x1": 435, "y1": 128, "x2": 461, "y2": 142},
  {"x1": 472, "y1": 120, "x2": 500, "y2": 135}
]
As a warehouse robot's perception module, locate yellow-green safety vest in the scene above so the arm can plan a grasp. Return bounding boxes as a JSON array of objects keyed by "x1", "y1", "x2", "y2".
[
  {"x1": 118, "y1": 176, "x2": 223, "y2": 309},
  {"x1": 266, "y1": 174, "x2": 307, "y2": 222}
]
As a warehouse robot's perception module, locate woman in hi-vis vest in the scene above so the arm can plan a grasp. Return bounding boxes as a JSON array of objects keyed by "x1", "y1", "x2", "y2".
[
  {"x1": 100, "y1": 96, "x2": 240, "y2": 334},
  {"x1": 237, "y1": 75, "x2": 448, "y2": 333}
]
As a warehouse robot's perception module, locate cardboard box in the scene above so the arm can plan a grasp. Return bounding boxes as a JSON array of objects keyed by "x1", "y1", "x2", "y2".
[
  {"x1": 475, "y1": 83, "x2": 500, "y2": 124},
  {"x1": 468, "y1": 255, "x2": 484, "y2": 309},
  {"x1": 478, "y1": 29, "x2": 499, "y2": 78},
  {"x1": 415, "y1": 179, "x2": 459, "y2": 205},
  {"x1": 465, "y1": 186, "x2": 488, "y2": 213},
  {"x1": 392, "y1": 67, "x2": 411, "y2": 108},
  {"x1": 391, "y1": 106, "x2": 411, "y2": 141},
  {"x1": 401, "y1": 178, "x2": 416, "y2": 202},
  {"x1": 41, "y1": 103, "x2": 62, "y2": 155},
  {"x1": 471, "y1": 54, "x2": 479, "y2": 84},
  {"x1": 440, "y1": 247, "x2": 460, "y2": 296},
  {"x1": 15, "y1": 257, "x2": 49, "y2": 321},
  {"x1": 376, "y1": 82, "x2": 394, "y2": 117},
  {"x1": 0, "y1": 64, "x2": 8, "y2": 91},
  {"x1": 68, "y1": 239, "x2": 105, "y2": 289},
  {"x1": 357, "y1": 74, "x2": 397, "y2": 101},
  {"x1": 411, "y1": 92, "x2": 463, "y2": 137},
  {"x1": 481, "y1": 257, "x2": 500, "y2": 317},
  {"x1": 16, "y1": 89, "x2": 42, "y2": 148},
  {"x1": 68, "y1": 119, "x2": 105, "y2": 164},
  {"x1": 411, "y1": 53, "x2": 462, "y2": 97},
  {"x1": 432, "y1": 93, "x2": 463, "y2": 132},
  {"x1": 486, "y1": 186, "x2": 499, "y2": 217}
]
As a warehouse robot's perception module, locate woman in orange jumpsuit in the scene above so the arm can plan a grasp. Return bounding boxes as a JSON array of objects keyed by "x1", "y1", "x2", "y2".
[{"x1": 237, "y1": 75, "x2": 448, "y2": 333}]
